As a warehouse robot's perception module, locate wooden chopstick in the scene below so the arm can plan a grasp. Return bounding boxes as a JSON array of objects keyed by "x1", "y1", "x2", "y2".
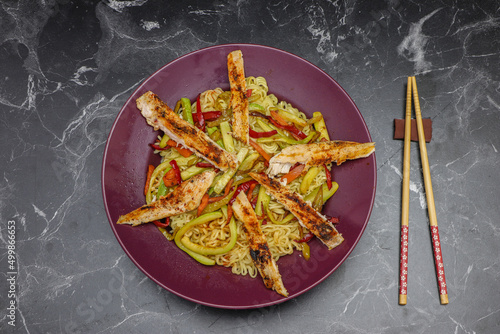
[
  {"x1": 411, "y1": 76, "x2": 449, "y2": 305},
  {"x1": 399, "y1": 77, "x2": 412, "y2": 305}
]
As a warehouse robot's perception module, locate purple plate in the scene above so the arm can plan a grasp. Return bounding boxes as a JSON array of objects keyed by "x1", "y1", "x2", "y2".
[{"x1": 102, "y1": 44, "x2": 376, "y2": 309}]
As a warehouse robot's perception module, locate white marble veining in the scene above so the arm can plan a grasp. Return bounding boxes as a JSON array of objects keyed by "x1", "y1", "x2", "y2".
[{"x1": 1, "y1": 0, "x2": 499, "y2": 333}]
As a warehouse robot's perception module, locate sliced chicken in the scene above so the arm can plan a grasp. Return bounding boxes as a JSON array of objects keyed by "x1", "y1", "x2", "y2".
[
  {"x1": 267, "y1": 141, "x2": 375, "y2": 176},
  {"x1": 117, "y1": 170, "x2": 217, "y2": 226},
  {"x1": 249, "y1": 172, "x2": 344, "y2": 250},
  {"x1": 232, "y1": 191, "x2": 289, "y2": 297},
  {"x1": 227, "y1": 50, "x2": 249, "y2": 145},
  {"x1": 136, "y1": 91, "x2": 239, "y2": 171}
]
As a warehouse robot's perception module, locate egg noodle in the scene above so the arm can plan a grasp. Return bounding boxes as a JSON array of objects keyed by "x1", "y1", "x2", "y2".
[{"x1": 145, "y1": 76, "x2": 336, "y2": 278}]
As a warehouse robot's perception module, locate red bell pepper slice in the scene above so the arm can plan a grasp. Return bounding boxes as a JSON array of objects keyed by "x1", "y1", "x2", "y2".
[
  {"x1": 249, "y1": 128, "x2": 278, "y2": 138},
  {"x1": 169, "y1": 160, "x2": 182, "y2": 184},
  {"x1": 192, "y1": 110, "x2": 221, "y2": 121},
  {"x1": 195, "y1": 162, "x2": 215, "y2": 168},
  {"x1": 268, "y1": 118, "x2": 307, "y2": 140},
  {"x1": 149, "y1": 143, "x2": 168, "y2": 151},
  {"x1": 297, "y1": 232, "x2": 314, "y2": 243},
  {"x1": 324, "y1": 164, "x2": 332, "y2": 190},
  {"x1": 195, "y1": 96, "x2": 205, "y2": 132},
  {"x1": 229, "y1": 180, "x2": 258, "y2": 205},
  {"x1": 153, "y1": 218, "x2": 170, "y2": 228},
  {"x1": 246, "y1": 89, "x2": 252, "y2": 97},
  {"x1": 326, "y1": 216, "x2": 339, "y2": 224}
]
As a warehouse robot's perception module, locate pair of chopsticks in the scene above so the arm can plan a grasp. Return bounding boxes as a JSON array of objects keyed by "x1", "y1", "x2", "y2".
[{"x1": 399, "y1": 77, "x2": 448, "y2": 305}]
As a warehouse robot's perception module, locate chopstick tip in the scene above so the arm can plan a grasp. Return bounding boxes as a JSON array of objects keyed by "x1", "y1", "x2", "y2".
[
  {"x1": 399, "y1": 294, "x2": 407, "y2": 305},
  {"x1": 440, "y1": 294, "x2": 449, "y2": 305}
]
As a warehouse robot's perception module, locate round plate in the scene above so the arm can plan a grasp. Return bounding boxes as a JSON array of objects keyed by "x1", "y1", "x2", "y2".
[{"x1": 102, "y1": 44, "x2": 376, "y2": 309}]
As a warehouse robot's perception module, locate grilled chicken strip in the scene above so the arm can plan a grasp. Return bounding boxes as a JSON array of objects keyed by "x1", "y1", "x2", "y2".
[
  {"x1": 249, "y1": 172, "x2": 344, "y2": 250},
  {"x1": 117, "y1": 170, "x2": 216, "y2": 226},
  {"x1": 227, "y1": 50, "x2": 249, "y2": 145},
  {"x1": 232, "y1": 191, "x2": 289, "y2": 297},
  {"x1": 267, "y1": 141, "x2": 375, "y2": 176},
  {"x1": 137, "y1": 91, "x2": 239, "y2": 171}
]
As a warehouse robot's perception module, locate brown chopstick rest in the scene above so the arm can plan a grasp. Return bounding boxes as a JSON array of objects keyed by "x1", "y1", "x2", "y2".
[{"x1": 394, "y1": 118, "x2": 432, "y2": 142}]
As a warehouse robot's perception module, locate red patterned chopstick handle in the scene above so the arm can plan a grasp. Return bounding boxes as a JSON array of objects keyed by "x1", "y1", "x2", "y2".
[
  {"x1": 431, "y1": 226, "x2": 448, "y2": 302},
  {"x1": 399, "y1": 225, "x2": 409, "y2": 298}
]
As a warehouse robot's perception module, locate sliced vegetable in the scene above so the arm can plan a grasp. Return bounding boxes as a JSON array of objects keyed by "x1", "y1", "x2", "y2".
[
  {"x1": 249, "y1": 129, "x2": 278, "y2": 138},
  {"x1": 149, "y1": 143, "x2": 168, "y2": 151},
  {"x1": 327, "y1": 216, "x2": 340, "y2": 224},
  {"x1": 311, "y1": 185, "x2": 324, "y2": 211},
  {"x1": 174, "y1": 212, "x2": 223, "y2": 266},
  {"x1": 281, "y1": 163, "x2": 305, "y2": 184},
  {"x1": 197, "y1": 193, "x2": 209, "y2": 216},
  {"x1": 220, "y1": 121, "x2": 235, "y2": 153},
  {"x1": 144, "y1": 165, "x2": 155, "y2": 196},
  {"x1": 313, "y1": 111, "x2": 330, "y2": 141},
  {"x1": 297, "y1": 232, "x2": 314, "y2": 243},
  {"x1": 265, "y1": 207, "x2": 282, "y2": 225},
  {"x1": 195, "y1": 95, "x2": 206, "y2": 132},
  {"x1": 153, "y1": 218, "x2": 170, "y2": 228},
  {"x1": 208, "y1": 178, "x2": 233, "y2": 203},
  {"x1": 255, "y1": 185, "x2": 270, "y2": 216},
  {"x1": 301, "y1": 242, "x2": 311, "y2": 260},
  {"x1": 247, "y1": 182, "x2": 257, "y2": 202},
  {"x1": 249, "y1": 103, "x2": 265, "y2": 112},
  {"x1": 238, "y1": 152, "x2": 260, "y2": 172},
  {"x1": 162, "y1": 169, "x2": 179, "y2": 187},
  {"x1": 169, "y1": 160, "x2": 182, "y2": 185},
  {"x1": 146, "y1": 159, "x2": 174, "y2": 203},
  {"x1": 180, "y1": 98, "x2": 194, "y2": 125},
  {"x1": 159, "y1": 133, "x2": 170, "y2": 148},
  {"x1": 181, "y1": 216, "x2": 237, "y2": 255},
  {"x1": 248, "y1": 139, "x2": 271, "y2": 164},
  {"x1": 213, "y1": 148, "x2": 248, "y2": 194},
  {"x1": 276, "y1": 108, "x2": 307, "y2": 128},
  {"x1": 307, "y1": 113, "x2": 323, "y2": 125},
  {"x1": 166, "y1": 139, "x2": 193, "y2": 157},
  {"x1": 269, "y1": 108, "x2": 289, "y2": 126},
  {"x1": 324, "y1": 164, "x2": 332, "y2": 190},
  {"x1": 173, "y1": 99, "x2": 182, "y2": 114},
  {"x1": 256, "y1": 130, "x2": 317, "y2": 145},
  {"x1": 192, "y1": 111, "x2": 222, "y2": 121},
  {"x1": 299, "y1": 166, "x2": 320, "y2": 194},
  {"x1": 202, "y1": 188, "x2": 237, "y2": 215},
  {"x1": 268, "y1": 118, "x2": 307, "y2": 140},
  {"x1": 196, "y1": 162, "x2": 215, "y2": 168},
  {"x1": 158, "y1": 226, "x2": 174, "y2": 240},
  {"x1": 208, "y1": 128, "x2": 222, "y2": 142},
  {"x1": 304, "y1": 182, "x2": 339, "y2": 204},
  {"x1": 156, "y1": 180, "x2": 168, "y2": 197},
  {"x1": 229, "y1": 180, "x2": 258, "y2": 205},
  {"x1": 255, "y1": 118, "x2": 274, "y2": 132},
  {"x1": 181, "y1": 165, "x2": 209, "y2": 181}
]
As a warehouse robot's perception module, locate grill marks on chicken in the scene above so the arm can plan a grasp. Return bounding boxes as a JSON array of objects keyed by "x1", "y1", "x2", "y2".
[
  {"x1": 232, "y1": 191, "x2": 288, "y2": 297},
  {"x1": 136, "y1": 91, "x2": 239, "y2": 171}
]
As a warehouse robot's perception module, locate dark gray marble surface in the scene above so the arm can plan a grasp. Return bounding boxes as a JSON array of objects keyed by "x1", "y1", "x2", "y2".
[{"x1": 1, "y1": 0, "x2": 499, "y2": 333}]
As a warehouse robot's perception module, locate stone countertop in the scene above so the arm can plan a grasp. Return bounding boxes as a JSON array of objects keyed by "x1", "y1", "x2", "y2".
[{"x1": 1, "y1": 1, "x2": 499, "y2": 333}]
